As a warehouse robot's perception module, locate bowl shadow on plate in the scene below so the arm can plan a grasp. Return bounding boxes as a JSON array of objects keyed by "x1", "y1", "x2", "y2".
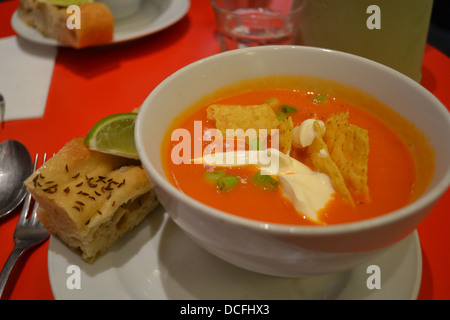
[
  {"x1": 155, "y1": 216, "x2": 419, "y2": 299},
  {"x1": 156, "y1": 217, "x2": 353, "y2": 300}
]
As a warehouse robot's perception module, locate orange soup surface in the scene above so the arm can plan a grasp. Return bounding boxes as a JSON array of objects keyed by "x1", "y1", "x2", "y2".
[{"x1": 163, "y1": 88, "x2": 417, "y2": 225}]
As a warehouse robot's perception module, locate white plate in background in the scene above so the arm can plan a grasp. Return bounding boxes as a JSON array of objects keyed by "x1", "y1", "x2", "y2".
[{"x1": 11, "y1": 0, "x2": 190, "y2": 47}]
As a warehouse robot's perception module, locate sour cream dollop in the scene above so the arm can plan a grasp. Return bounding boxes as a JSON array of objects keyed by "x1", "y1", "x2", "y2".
[
  {"x1": 292, "y1": 119, "x2": 325, "y2": 148},
  {"x1": 193, "y1": 148, "x2": 334, "y2": 223}
]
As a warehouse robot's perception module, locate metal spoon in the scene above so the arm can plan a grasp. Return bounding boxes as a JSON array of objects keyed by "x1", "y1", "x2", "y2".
[{"x1": 0, "y1": 140, "x2": 33, "y2": 219}]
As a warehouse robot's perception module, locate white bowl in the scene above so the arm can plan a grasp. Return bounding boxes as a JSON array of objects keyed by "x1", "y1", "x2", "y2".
[
  {"x1": 135, "y1": 46, "x2": 450, "y2": 277},
  {"x1": 98, "y1": 0, "x2": 141, "y2": 20}
]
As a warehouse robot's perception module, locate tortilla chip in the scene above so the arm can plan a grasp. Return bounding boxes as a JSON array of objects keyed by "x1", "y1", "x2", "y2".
[
  {"x1": 324, "y1": 113, "x2": 370, "y2": 200},
  {"x1": 207, "y1": 104, "x2": 280, "y2": 134},
  {"x1": 207, "y1": 103, "x2": 292, "y2": 154},
  {"x1": 278, "y1": 116, "x2": 293, "y2": 154},
  {"x1": 307, "y1": 122, "x2": 354, "y2": 205},
  {"x1": 328, "y1": 111, "x2": 349, "y2": 122}
]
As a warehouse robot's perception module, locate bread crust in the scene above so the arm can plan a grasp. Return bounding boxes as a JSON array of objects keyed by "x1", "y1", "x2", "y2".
[{"x1": 18, "y1": 0, "x2": 114, "y2": 48}]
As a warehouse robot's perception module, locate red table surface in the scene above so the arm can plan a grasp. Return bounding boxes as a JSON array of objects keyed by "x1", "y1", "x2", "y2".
[{"x1": 0, "y1": 0, "x2": 449, "y2": 300}]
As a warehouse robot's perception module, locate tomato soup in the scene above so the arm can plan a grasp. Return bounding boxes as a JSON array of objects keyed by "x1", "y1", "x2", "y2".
[{"x1": 162, "y1": 77, "x2": 432, "y2": 226}]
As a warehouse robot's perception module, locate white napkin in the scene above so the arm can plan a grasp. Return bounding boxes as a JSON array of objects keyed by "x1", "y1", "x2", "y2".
[{"x1": 0, "y1": 35, "x2": 57, "y2": 121}]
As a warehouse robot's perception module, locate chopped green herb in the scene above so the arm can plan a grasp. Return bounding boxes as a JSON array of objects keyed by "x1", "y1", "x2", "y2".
[
  {"x1": 252, "y1": 170, "x2": 278, "y2": 191},
  {"x1": 312, "y1": 95, "x2": 328, "y2": 104},
  {"x1": 204, "y1": 170, "x2": 226, "y2": 182},
  {"x1": 280, "y1": 105, "x2": 297, "y2": 114},
  {"x1": 276, "y1": 111, "x2": 287, "y2": 121},
  {"x1": 249, "y1": 137, "x2": 263, "y2": 150},
  {"x1": 217, "y1": 176, "x2": 240, "y2": 191}
]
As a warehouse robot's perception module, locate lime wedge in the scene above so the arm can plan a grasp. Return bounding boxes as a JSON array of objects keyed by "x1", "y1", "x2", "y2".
[
  {"x1": 85, "y1": 113, "x2": 139, "y2": 159},
  {"x1": 38, "y1": 0, "x2": 92, "y2": 7}
]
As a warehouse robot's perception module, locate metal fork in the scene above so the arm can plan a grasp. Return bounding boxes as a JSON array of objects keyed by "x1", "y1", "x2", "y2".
[{"x1": 0, "y1": 154, "x2": 50, "y2": 299}]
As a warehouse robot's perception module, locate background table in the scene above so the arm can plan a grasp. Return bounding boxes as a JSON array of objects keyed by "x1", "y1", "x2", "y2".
[{"x1": 0, "y1": 0, "x2": 449, "y2": 300}]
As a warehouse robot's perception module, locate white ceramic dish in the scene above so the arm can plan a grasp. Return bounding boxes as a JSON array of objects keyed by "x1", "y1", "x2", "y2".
[
  {"x1": 11, "y1": 0, "x2": 190, "y2": 47},
  {"x1": 135, "y1": 46, "x2": 450, "y2": 277},
  {"x1": 98, "y1": 0, "x2": 142, "y2": 20},
  {"x1": 48, "y1": 208, "x2": 422, "y2": 300}
]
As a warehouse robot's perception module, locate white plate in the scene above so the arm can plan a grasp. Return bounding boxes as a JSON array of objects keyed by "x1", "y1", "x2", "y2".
[
  {"x1": 48, "y1": 207, "x2": 422, "y2": 300},
  {"x1": 11, "y1": 0, "x2": 190, "y2": 47}
]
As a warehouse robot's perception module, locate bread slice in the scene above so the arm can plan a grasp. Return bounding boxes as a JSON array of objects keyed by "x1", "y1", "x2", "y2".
[
  {"x1": 24, "y1": 138, "x2": 159, "y2": 263},
  {"x1": 18, "y1": 0, "x2": 114, "y2": 48}
]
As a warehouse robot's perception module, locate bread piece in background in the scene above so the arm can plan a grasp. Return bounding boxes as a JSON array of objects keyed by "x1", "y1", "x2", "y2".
[{"x1": 18, "y1": 0, "x2": 114, "y2": 48}]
